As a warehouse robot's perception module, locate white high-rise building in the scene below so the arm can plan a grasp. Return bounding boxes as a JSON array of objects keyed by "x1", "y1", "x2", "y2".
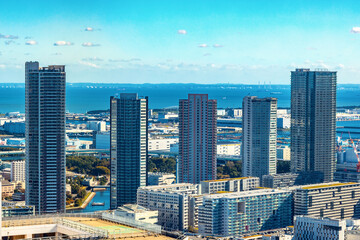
[{"x1": 242, "y1": 96, "x2": 277, "y2": 180}]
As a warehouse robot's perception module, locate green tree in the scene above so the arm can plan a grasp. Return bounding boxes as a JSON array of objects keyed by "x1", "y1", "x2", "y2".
[{"x1": 74, "y1": 199, "x2": 82, "y2": 207}]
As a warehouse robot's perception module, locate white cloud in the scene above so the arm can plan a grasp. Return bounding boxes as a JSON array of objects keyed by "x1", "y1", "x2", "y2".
[
  {"x1": 108, "y1": 58, "x2": 141, "y2": 63},
  {"x1": 336, "y1": 64, "x2": 345, "y2": 69},
  {"x1": 0, "y1": 64, "x2": 6, "y2": 69},
  {"x1": 25, "y1": 40, "x2": 38, "y2": 45},
  {"x1": 351, "y1": 27, "x2": 360, "y2": 33},
  {"x1": 0, "y1": 34, "x2": 18, "y2": 39},
  {"x1": 82, "y1": 42, "x2": 101, "y2": 47},
  {"x1": 213, "y1": 44, "x2": 223, "y2": 48},
  {"x1": 198, "y1": 44, "x2": 208, "y2": 48},
  {"x1": 79, "y1": 61, "x2": 100, "y2": 68},
  {"x1": 177, "y1": 30, "x2": 187, "y2": 35},
  {"x1": 85, "y1": 27, "x2": 101, "y2": 31},
  {"x1": 54, "y1": 41, "x2": 73, "y2": 46},
  {"x1": 82, "y1": 57, "x2": 103, "y2": 61}
]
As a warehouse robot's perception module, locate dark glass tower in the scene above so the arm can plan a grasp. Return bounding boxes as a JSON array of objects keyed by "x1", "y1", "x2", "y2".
[
  {"x1": 290, "y1": 68, "x2": 337, "y2": 182},
  {"x1": 25, "y1": 61, "x2": 66, "y2": 214},
  {"x1": 178, "y1": 94, "x2": 217, "y2": 184},
  {"x1": 110, "y1": 93, "x2": 148, "y2": 209}
]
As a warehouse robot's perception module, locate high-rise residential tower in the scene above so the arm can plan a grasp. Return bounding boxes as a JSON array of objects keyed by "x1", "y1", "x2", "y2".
[
  {"x1": 25, "y1": 62, "x2": 66, "y2": 214},
  {"x1": 291, "y1": 68, "x2": 337, "y2": 182},
  {"x1": 178, "y1": 94, "x2": 217, "y2": 184},
  {"x1": 110, "y1": 93, "x2": 148, "y2": 209},
  {"x1": 242, "y1": 96, "x2": 277, "y2": 180}
]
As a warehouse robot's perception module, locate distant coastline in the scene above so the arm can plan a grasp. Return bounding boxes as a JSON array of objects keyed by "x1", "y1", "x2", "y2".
[{"x1": 1, "y1": 83, "x2": 360, "y2": 113}]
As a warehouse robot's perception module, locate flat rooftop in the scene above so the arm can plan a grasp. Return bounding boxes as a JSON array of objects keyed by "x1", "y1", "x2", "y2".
[
  {"x1": 203, "y1": 188, "x2": 290, "y2": 199},
  {"x1": 301, "y1": 182, "x2": 359, "y2": 190}
]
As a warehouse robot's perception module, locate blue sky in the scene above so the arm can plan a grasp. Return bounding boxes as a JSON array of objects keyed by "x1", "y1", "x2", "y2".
[{"x1": 1, "y1": 0, "x2": 360, "y2": 84}]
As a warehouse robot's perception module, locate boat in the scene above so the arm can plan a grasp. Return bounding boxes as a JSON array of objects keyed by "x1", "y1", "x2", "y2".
[{"x1": 91, "y1": 202, "x2": 105, "y2": 206}]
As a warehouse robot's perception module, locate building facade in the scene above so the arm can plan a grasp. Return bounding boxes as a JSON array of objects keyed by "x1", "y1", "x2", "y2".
[
  {"x1": 147, "y1": 172, "x2": 175, "y2": 186},
  {"x1": 178, "y1": 94, "x2": 217, "y2": 184},
  {"x1": 262, "y1": 172, "x2": 323, "y2": 188},
  {"x1": 11, "y1": 160, "x2": 25, "y2": 182},
  {"x1": 25, "y1": 62, "x2": 66, "y2": 214},
  {"x1": 293, "y1": 216, "x2": 346, "y2": 240},
  {"x1": 291, "y1": 68, "x2": 337, "y2": 182},
  {"x1": 198, "y1": 189, "x2": 293, "y2": 236},
  {"x1": 200, "y1": 177, "x2": 259, "y2": 194},
  {"x1": 110, "y1": 93, "x2": 148, "y2": 208},
  {"x1": 242, "y1": 96, "x2": 277, "y2": 180},
  {"x1": 294, "y1": 182, "x2": 360, "y2": 219},
  {"x1": 137, "y1": 183, "x2": 199, "y2": 231}
]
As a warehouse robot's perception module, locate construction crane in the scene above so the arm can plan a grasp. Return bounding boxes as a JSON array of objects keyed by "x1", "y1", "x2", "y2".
[{"x1": 348, "y1": 131, "x2": 360, "y2": 172}]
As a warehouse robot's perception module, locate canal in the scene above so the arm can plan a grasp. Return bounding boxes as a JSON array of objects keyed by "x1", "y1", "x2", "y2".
[{"x1": 68, "y1": 189, "x2": 110, "y2": 213}]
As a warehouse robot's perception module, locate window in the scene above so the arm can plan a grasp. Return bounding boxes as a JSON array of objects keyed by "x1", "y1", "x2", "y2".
[{"x1": 237, "y1": 202, "x2": 245, "y2": 214}]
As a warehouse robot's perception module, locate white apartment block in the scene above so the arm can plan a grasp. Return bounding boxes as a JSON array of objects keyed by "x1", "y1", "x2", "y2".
[
  {"x1": 294, "y1": 182, "x2": 360, "y2": 220},
  {"x1": 198, "y1": 189, "x2": 293, "y2": 236},
  {"x1": 148, "y1": 138, "x2": 179, "y2": 151},
  {"x1": 87, "y1": 121, "x2": 106, "y2": 132},
  {"x1": 200, "y1": 177, "x2": 259, "y2": 194},
  {"x1": 147, "y1": 172, "x2": 175, "y2": 186},
  {"x1": 293, "y1": 216, "x2": 346, "y2": 240},
  {"x1": 137, "y1": 183, "x2": 199, "y2": 231},
  {"x1": 217, "y1": 142, "x2": 241, "y2": 156},
  {"x1": 11, "y1": 161, "x2": 25, "y2": 182}
]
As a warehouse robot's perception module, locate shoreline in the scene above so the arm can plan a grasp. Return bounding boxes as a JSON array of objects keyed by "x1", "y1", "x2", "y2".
[{"x1": 66, "y1": 192, "x2": 96, "y2": 211}]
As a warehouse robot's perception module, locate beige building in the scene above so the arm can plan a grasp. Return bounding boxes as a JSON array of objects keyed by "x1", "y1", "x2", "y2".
[
  {"x1": 2, "y1": 180, "x2": 14, "y2": 198},
  {"x1": 277, "y1": 146, "x2": 291, "y2": 161}
]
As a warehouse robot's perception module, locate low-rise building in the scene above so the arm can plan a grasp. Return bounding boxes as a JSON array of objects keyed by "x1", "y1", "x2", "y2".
[
  {"x1": 147, "y1": 172, "x2": 175, "y2": 186},
  {"x1": 198, "y1": 189, "x2": 293, "y2": 236},
  {"x1": 2, "y1": 179, "x2": 14, "y2": 198},
  {"x1": 2, "y1": 205, "x2": 35, "y2": 217},
  {"x1": 262, "y1": 172, "x2": 323, "y2": 188},
  {"x1": 11, "y1": 160, "x2": 25, "y2": 182},
  {"x1": 114, "y1": 204, "x2": 158, "y2": 224},
  {"x1": 87, "y1": 121, "x2": 106, "y2": 132},
  {"x1": 200, "y1": 177, "x2": 259, "y2": 194},
  {"x1": 148, "y1": 138, "x2": 179, "y2": 151},
  {"x1": 228, "y1": 109, "x2": 242, "y2": 118},
  {"x1": 3, "y1": 121, "x2": 25, "y2": 134},
  {"x1": 293, "y1": 216, "x2": 346, "y2": 240},
  {"x1": 94, "y1": 131, "x2": 110, "y2": 149},
  {"x1": 277, "y1": 146, "x2": 291, "y2": 161},
  {"x1": 217, "y1": 142, "x2": 241, "y2": 156},
  {"x1": 137, "y1": 183, "x2": 199, "y2": 231},
  {"x1": 277, "y1": 117, "x2": 290, "y2": 129},
  {"x1": 294, "y1": 182, "x2": 360, "y2": 219}
]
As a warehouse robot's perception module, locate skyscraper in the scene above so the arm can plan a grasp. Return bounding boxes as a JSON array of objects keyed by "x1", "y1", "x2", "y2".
[
  {"x1": 110, "y1": 93, "x2": 148, "y2": 209},
  {"x1": 242, "y1": 96, "x2": 277, "y2": 180},
  {"x1": 25, "y1": 62, "x2": 66, "y2": 214},
  {"x1": 178, "y1": 94, "x2": 217, "y2": 184},
  {"x1": 291, "y1": 68, "x2": 337, "y2": 182}
]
